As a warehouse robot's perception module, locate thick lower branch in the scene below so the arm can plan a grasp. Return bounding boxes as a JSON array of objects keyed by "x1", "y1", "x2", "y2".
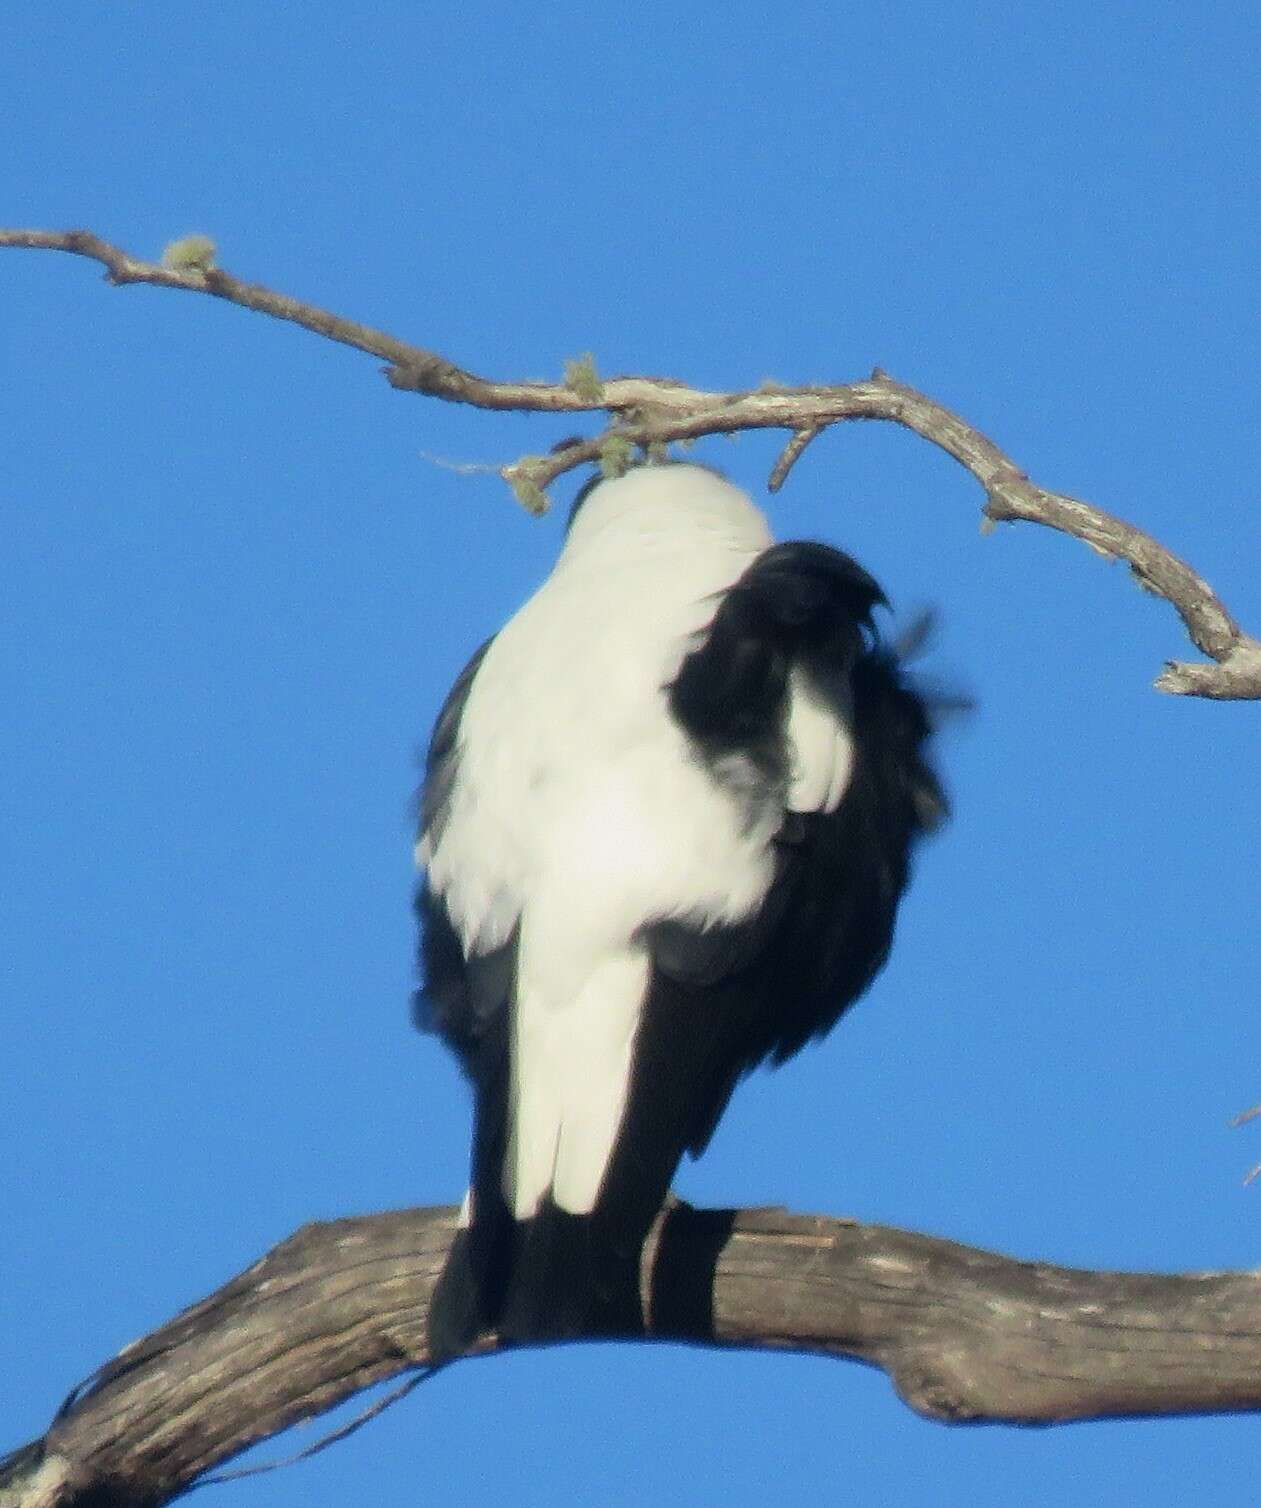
[{"x1": 3, "y1": 1204, "x2": 1261, "y2": 1507}]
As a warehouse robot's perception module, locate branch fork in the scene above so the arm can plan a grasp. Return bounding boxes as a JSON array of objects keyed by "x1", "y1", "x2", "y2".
[{"x1": 4, "y1": 226, "x2": 1257, "y2": 697}]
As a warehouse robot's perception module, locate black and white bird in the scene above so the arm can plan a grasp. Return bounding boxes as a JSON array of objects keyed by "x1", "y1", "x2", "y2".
[{"x1": 415, "y1": 461, "x2": 945, "y2": 1358}]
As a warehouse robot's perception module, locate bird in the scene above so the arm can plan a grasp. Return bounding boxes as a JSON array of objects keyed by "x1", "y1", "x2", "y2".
[{"x1": 415, "y1": 460, "x2": 946, "y2": 1359}]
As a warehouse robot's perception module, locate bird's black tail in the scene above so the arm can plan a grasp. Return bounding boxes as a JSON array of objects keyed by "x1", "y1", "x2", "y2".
[
  {"x1": 427, "y1": 1225, "x2": 498, "y2": 1362},
  {"x1": 428, "y1": 1199, "x2": 643, "y2": 1359},
  {"x1": 500, "y1": 1201, "x2": 643, "y2": 1344}
]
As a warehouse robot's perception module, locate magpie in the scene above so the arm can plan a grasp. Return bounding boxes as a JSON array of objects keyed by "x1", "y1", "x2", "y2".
[{"x1": 415, "y1": 461, "x2": 946, "y2": 1357}]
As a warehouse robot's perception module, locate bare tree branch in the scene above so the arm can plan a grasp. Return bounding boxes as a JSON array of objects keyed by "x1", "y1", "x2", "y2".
[
  {"x1": 5, "y1": 227, "x2": 1259, "y2": 699},
  {"x1": 3, "y1": 1202, "x2": 1261, "y2": 1508},
  {"x1": 6, "y1": 232, "x2": 1258, "y2": 1505}
]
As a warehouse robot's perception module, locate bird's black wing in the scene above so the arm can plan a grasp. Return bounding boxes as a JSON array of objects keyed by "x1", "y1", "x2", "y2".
[{"x1": 591, "y1": 543, "x2": 946, "y2": 1315}]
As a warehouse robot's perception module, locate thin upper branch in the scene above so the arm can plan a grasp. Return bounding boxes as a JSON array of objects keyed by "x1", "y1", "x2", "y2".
[
  {"x1": 5, "y1": 227, "x2": 1259, "y2": 698},
  {"x1": 3, "y1": 1202, "x2": 1261, "y2": 1508}
]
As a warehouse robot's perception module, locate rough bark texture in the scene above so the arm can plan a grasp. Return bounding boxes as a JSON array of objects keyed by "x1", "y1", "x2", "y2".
[
  {"x1": 3, "y1": 227, "x2": 1260, "y2": 698},
  {"x1": 3, "y1": 1203, "x2": 1261, "y2": 1507}
]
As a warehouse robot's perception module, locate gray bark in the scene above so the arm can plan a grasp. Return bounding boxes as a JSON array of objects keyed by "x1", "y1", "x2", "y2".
[{"x1": 3, "y1": 1202, "x2": 1261, "y2": 1507}]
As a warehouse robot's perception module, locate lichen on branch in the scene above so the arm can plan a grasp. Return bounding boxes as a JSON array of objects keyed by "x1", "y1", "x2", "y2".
[{"x1": 3, "y1": 226, "x2": 1258, "y2": 699}]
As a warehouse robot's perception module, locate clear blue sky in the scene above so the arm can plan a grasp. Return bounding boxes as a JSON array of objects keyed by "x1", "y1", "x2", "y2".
[{"x1": 5, "y1": 3, "x2": 1260, "y2": 1503}]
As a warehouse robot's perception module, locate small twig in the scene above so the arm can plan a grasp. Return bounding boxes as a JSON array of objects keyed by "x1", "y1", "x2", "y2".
[
  {"x1": 769, "y1": 425, "x2": 824, "y2": 492},
  {"x1": 192, "y1": 1368, "x2": 437, "y2": 1491},
  {"x1": 1229, "y1": 1103, "x2": 1261, "y2": 1185},
  {"x1": 5, "y1": 227, "x2": 1259, "y2": 699}
]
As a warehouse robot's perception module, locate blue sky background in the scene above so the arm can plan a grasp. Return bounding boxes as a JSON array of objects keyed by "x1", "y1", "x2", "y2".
[{"x1": 4, "y1": 3, "x2": 1260, "y2": 1503}]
